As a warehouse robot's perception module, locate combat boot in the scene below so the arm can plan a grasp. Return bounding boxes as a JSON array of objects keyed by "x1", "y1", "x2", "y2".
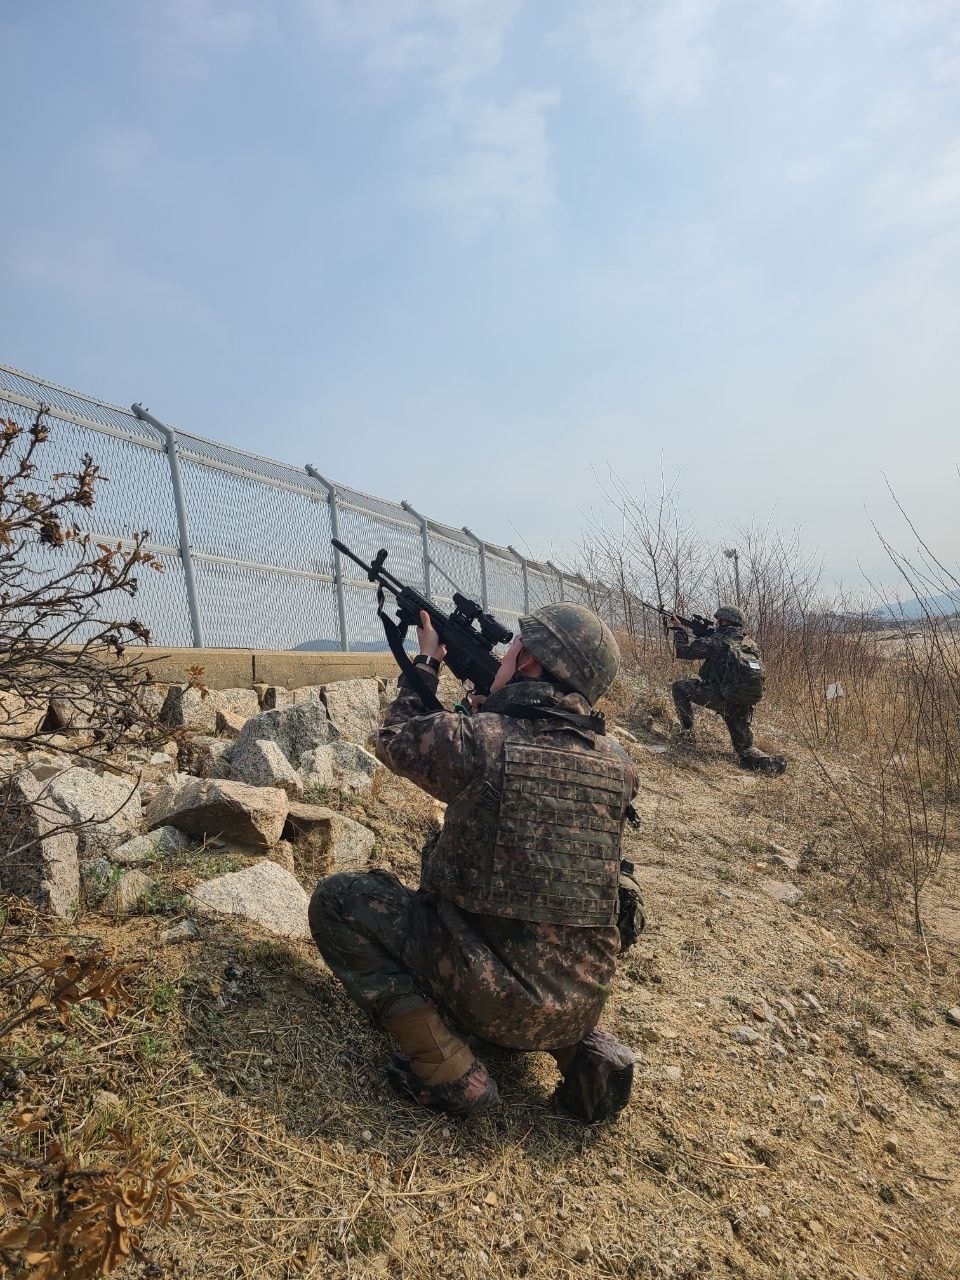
[
  {"x1": 384, "y1": 1005, "x2": 499, "y2": 1118},
  {"x1": 738, "y1": 747, "x2": 787, "y2": 776},
  {"x1": 551, "y1": 1029, "x2": 635, "y2": 1123}
]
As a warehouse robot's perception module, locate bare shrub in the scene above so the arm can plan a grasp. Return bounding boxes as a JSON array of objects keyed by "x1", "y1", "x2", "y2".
[
  {"x1": 799, "y1": 514, "x2": 960, "y2": 937},
  {"x1": 0, "y1": 406, "x2": 163, "y2": 754}
]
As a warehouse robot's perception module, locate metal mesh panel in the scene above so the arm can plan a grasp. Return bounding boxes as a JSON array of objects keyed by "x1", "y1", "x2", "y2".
[
  {"x1": 333, "y1": 483, "x2": 419, "y2": 525},
  {"x1": 178, "y1": 436, "x2": 321, "y2": 492},
  {"x1": 0, "y1": 395, "x2": 179, "y2": 548},
  {"x1": 341, "y1": 583, "x2": 405, "y2": 652},
  {"x1": 337, "y1": 502, "x2": 424, "y2": 592},
  {"x1": 0, "y1": 366, "x2": 163, "y2": 442},
  {"x1": 129, "y1": 555, "x2": 195, "y2": 648},
  {"x1": 1, "y1": 364, "x2": 622, "y2": 654},
  {"x1": 483, "y1": 548, "x2": 523, "y2": 616},
  {"x1": 0, "y1": 390, "x2": 195, "y2": 648},
  {"x1": 562, "y1": 578, "x2": 590, "y2": 607},
  {"x1": 192, "y1": 559, "x2": 341, "y2": 650},
  {"x1": 179, "y1": 458, "x2": 333, "y2": 573},
  {"x1": 527, "y1": 566, "x2": 559, "y2": 610},
  {"x1": 428, "y1": 531, "x2": 482, "y2": 601}
]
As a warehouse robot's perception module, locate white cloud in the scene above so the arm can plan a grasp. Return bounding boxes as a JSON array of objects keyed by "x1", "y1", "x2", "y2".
[
  {"x1": 90, "y1": 128, "x2": 155, "y2": 180},
  {"x1": 867, "y1": 134, "x2": 960, "y2": 236},
  {"x1": 418, "y1": 89, "x2": 559, "y2": 227},
  {"x1": 305, "y1": 0, "x2": 522, "y2": 100},
  {"x1": 306, "y1": 0, "x2": 553, "y2": 229},
  {"x1": 16, "y1": 234, "x2": 217, "y2": 332},
  {"x1": 578, "y1": 0, "x2": 719, "y2": 112},
  {"x1": 136, "y1": 0, "x2": 269, "y2": 79}
]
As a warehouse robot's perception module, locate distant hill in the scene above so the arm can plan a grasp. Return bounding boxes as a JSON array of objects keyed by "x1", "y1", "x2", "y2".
[{"x1": 874, "y1": 589, "x2": 960, "y2": 621}]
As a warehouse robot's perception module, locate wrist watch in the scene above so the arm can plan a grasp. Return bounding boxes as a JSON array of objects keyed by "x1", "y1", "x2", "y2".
[{"x1": 412, "y1": 654, "x2": 441, "y2": 673}]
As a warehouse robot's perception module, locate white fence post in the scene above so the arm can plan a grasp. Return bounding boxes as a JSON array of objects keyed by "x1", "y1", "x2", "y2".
[
  {"x1": 507, "y1": 546, "x2": 530, "y2": 614},
  {"x1": 131, "y1": 403, "x2": 204, "y2": 647},
  {"x1": 401, "y1": 500, "x2": 432, "y2": 597},
  {"x1": 547, "y1": 560, "x2": 566, "y2": 603},
  {"x1": 305, "y1": 465, "x2": 348, "y2": 652},
  {"x1": 461, "y1": 527, "x2": 488, "y2": 608}
]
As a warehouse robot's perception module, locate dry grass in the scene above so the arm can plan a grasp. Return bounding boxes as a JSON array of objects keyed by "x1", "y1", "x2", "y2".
[{"x1": 3, "y1": 706, "x2": 959, "y2": 1280}]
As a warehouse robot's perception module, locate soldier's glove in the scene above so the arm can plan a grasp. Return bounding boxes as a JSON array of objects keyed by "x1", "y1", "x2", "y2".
[{"x1": 617, "y1": 859, "x2": 645, "y2": 950}]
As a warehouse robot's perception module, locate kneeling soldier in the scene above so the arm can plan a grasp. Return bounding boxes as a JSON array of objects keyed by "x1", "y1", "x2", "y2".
[
  {"x1": 309, "y1": 603, "x2": 640, "y2": 1121},
  {"x1": 671, "y1": 604, "x2": 784, "y2": 774}
]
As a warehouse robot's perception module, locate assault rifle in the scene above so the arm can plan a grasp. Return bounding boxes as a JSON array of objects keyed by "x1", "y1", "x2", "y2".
[
  {"x1": 332, "y1": 540, "x2": 512, "y2": 709},
  {"x1": 639, "y1": 600, "x2": 716, "y2": 639}
]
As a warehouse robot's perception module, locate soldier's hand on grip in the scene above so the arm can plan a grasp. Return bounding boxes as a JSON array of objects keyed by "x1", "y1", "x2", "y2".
[{"x1": 417, "y1": 610, "x2": 447, "y2": 664}]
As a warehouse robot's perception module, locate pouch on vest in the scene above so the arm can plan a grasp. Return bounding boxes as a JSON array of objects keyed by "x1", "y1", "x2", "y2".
[{"x1": 617, "y1": 859, "x2": 645, "y2": 949}]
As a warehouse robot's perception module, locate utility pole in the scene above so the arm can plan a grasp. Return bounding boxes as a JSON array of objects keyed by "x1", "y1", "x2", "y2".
[{"x1": 723, "y1": 547, "x2": 742, "y2": 608}]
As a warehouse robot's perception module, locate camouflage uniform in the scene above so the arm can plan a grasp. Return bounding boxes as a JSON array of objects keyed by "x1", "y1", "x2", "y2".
[
  {"x1": 310, "y1": 670, "x2": 638, "y2": 1053},
  {"x1": 671, "y1": 627, "x2": 756, "y2": 754}
]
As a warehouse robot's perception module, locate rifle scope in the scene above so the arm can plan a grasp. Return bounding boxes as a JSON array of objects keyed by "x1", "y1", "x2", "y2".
[{"x1": 452, "y1": 593, "x2": 513, "y2": 647}]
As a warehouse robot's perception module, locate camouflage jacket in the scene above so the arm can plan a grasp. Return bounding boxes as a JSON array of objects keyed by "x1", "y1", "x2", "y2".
[
  {"x1": 674, "y1": 625, "x2": 753, "y2": 686},
  {"x1": 376, "y1": 673, "x2": 637, "y2": 922},
  {"x1": 374, "y1": 671, "x2": 639, "y2": 1047}
]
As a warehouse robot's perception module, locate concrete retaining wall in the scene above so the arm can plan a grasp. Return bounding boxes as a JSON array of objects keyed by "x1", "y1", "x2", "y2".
[{"x1": 136, "y1": 648, "x2": 398, "y2": 690}]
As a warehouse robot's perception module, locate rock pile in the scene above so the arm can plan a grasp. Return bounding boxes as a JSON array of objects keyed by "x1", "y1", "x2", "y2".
[{"x1": 0, "y1": 676, "x2": 386, "y2": 935}]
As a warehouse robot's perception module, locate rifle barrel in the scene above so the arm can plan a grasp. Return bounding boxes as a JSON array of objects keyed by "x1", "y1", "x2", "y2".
[
  {"x1": 331, "y1": 538, "x2": 367, "y2": 571},
  {"x1": 330, "y1": 539, "x2": 398, "y2": 590}
]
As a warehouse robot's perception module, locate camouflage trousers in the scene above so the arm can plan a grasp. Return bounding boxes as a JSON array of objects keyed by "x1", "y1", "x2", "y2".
[
  {"x1": 309, "y1": 870, "x2": 616, "y2": 1051},
  {"x1": 672, "y1": 679, "x2": 755, "y2": 755}
]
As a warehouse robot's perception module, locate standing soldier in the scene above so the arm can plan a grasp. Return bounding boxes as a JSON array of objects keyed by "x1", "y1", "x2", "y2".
[
  {"x1": 309, "y1": 603, "x2": 642, "y2": 1122},
  {"x1": 671, "y1": 604, "x2": 785, "y2": 774}
]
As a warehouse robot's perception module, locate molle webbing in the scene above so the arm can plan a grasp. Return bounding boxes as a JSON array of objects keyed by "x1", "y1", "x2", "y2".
[{"x1": 486, "y1": 741, "x2": 624, "y2": 926}]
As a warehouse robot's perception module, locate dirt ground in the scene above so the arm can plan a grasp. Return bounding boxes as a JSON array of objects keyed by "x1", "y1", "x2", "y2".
[{"x1": 2, "y1": 691, "x2": 959, "y2": 1280}]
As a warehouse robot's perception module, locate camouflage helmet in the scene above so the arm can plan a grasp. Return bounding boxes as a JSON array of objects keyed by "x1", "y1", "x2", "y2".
[
  {"x1": 715, "y1": 604, "x2": 745, "y2": 627},
  {"x1": 518, "y1": 603, "x2": 620, "y2": 704}
]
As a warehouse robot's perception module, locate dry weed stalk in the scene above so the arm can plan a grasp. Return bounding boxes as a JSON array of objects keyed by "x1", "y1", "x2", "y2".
[
  {"x1": 803, "y1": 524, "x2": 960, "y2": 936},
  {"x1": 0, "y1": 1123, "x2": 193, "y2": 1280},
  {"x1": 0, "y1": 934, "x2": 193, "y2": 1277},
  {"x1": 0, "y1": 938, "x2": 135, "y2": 1043}
]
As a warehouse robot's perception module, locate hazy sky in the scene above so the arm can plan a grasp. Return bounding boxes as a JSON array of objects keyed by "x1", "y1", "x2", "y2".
[{"x1": 2, "y1": 0, "x2": 958, "y2": 593}]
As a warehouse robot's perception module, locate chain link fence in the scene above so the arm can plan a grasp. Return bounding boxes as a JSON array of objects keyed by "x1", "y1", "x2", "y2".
[{"x1": 0, "y1": 363, "x2": 620, "y2": 652}]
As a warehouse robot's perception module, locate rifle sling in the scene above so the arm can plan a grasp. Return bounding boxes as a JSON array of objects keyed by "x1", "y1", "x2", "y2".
[{"x1": 376, "y1": 585, "x2": 444, "y2": 712}]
